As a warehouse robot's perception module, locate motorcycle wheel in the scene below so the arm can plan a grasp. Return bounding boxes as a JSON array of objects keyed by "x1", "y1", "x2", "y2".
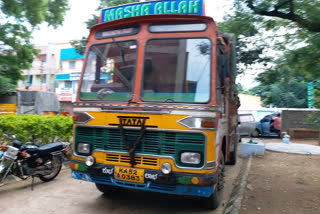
[
  {"x1": 0, "y1": 166, "x2": 8, "y2": 183},
  {"x1": 39, "y1": 155, "x2": 62, "y2": 182}
]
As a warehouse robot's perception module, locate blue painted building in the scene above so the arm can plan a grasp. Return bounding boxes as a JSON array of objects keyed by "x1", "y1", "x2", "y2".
[{"x1": 55, "y1": 48, "x2": 84, "y2": 112}]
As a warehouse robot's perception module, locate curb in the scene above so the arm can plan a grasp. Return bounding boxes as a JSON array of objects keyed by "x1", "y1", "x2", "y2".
[{"x1": 224, "y1": 156, "x2": 252, "y2": 214}]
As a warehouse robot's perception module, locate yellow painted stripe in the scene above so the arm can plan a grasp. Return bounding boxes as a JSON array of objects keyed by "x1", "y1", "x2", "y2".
[
  {"x1": 93, "y1": 151, "x2": 215, "y2": 174},
  {"x1": 72, "y1": 155, "x2": 86, "y2": 162}
]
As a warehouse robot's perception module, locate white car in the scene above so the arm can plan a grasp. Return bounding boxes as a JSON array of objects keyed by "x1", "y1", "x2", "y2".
[{"x1": 238, "y1": 114, "x2": 256, "y2": 137}]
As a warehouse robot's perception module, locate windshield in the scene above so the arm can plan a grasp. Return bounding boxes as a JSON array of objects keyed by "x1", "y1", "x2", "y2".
[
  {"x1": 80, "y1": 40, "x2": 137, "y2": 101},
  {"x1": 141, "y1": 38, "x2": 211, "y2": 103}
]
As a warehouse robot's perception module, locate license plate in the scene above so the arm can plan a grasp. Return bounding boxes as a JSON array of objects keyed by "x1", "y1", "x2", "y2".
[{"x1": 114, "y1": 166, "x2": 144, "y2": 183}]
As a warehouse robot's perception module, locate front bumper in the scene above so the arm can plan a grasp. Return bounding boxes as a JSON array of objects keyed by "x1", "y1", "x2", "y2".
[{"x1": 70, "y1": 160, "x2": 216, "y2": 198}]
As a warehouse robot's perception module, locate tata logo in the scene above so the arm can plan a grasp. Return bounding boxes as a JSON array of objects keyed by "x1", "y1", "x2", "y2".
[
  {"x1": 109, "y1": 116, "x2": 157, "y2": 128},
  {"x1": 120, "y1": 117, "x2": 146, "y2": 127}
]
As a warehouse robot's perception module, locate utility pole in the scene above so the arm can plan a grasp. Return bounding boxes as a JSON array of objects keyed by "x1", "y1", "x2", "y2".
[{"x1": 46, "y1": 44, "x2": 52, "y2": 92}]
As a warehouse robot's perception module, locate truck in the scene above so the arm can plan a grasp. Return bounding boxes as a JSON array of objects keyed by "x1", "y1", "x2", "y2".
[{"x1": 70, "y1": 0, "x2": 239, "y2": 209}]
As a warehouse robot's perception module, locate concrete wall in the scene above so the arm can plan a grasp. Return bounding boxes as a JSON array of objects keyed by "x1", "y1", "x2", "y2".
[
  {"x1": 282, "y1": 110, "x2": 319, "y2": 131},
  {"x1": 0, "y1": 95, "x2": 17, "y2": 104}
]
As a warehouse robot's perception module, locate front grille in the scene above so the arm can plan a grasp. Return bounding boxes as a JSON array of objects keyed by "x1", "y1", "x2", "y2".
[
  {"x1": 106, "y1": 153, "x2": 159, "y2": 167},
  {"x1": 75, "y1": 126, "x2": 205, "y2": 166}
]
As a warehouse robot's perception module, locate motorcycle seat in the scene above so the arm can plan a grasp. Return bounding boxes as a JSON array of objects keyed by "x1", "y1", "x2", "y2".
[{"x1": 39, "y1": 142, "x2": 64, "y2": 156}]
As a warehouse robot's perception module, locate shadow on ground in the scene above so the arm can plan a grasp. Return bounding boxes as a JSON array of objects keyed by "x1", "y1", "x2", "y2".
[{"x1": 94, "y1": 188, "x2": 210, "y2": 213}]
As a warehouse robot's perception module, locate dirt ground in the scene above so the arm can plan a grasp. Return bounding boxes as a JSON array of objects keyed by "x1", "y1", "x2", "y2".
[{"x1": 240, "y1": 138, "x2": 320, "y2": 214}]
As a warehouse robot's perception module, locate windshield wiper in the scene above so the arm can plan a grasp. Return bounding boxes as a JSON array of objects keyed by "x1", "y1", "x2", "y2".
[
  {"x1": 164, "y1": 99, "x2": 174, "y2": 103},
  {"x1": 97, "y1": 88, "x2": 114, "y2": 100}
]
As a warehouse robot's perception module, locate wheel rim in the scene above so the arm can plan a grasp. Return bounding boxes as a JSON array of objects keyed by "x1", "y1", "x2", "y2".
[{"x1": 41, "y1": 157, "x2": 61, "y2": 179}]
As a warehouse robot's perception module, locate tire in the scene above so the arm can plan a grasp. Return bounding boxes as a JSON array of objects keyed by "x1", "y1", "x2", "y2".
[
  {"x1": 203, "y1": 151, "x2": 225, "y2": 210},
  {"x1": 251, "y1": 130, "x2": 260, "y2": 138},
  {"x1": 39, "y1": 155, "x2": 62, "y2": 182},
  {"x1": 0, "y1": 165, "x2": 9, "y2": 183},
  {"x1": 95, "y1": 183, "x2": 121, "y2": 194}
]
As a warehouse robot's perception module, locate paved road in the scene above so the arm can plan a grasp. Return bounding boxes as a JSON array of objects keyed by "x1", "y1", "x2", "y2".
[{"x1": 0, "y1": 159, "x2": 242, "y2": 214}]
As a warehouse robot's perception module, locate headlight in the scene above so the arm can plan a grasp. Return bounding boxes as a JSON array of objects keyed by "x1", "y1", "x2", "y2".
[
  {"x1": 85, "y1": 156, "x2": 95, "y2": 167},
  {"x1": 161, "y1": 162, "x2": 172, "y2": 174},
  {"x1": 77, "y1": 142, "x2": 91, "y2": 155},
  {"x1": 180, "y1": 152, "x2": 201, "y2": 165}
]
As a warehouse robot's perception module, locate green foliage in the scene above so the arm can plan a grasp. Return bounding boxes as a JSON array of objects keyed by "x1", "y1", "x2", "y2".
[
  {"x1": 0, "y1": 0, "x2": 69, "y2": 94},
  {"x1": 0, "y1": 76, "x2": 16, "y2": 95},
  {"x1": 307, "y1": 112, "x2": 320, "y2": 128},
  {"x1": 236, "y1": 83, "x2": 254, "y2": 95},
  {"x1": 217, "y1": 2, "x2": 271, "y2": 73},
  {"x1": 220, "y1": 0, "x2": 320, "y2": 106},
  {"x1": 249, "y1": 65, "x2": 309, "y2": 108},
  {"x1": 243, "y1": 0, "x2": 320, "y2": 32},
  {"x1": 70, "y1": 37, "x2": 87, "y2": 55},
  {"x1": 0, "y1": 115, "x2": 73, "y2": 145},
  {"x1": 98, "y1": 0, "x2": 139, "y2": 9}
]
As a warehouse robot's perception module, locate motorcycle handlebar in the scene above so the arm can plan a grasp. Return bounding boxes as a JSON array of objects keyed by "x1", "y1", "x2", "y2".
[{"x1": 3, "y1": 132, "x2": 16, "y2": 139}]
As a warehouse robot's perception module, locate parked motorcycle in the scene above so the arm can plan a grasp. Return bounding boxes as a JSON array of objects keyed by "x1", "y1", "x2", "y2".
[{"x1": 0, "y1": 132, "x2": 69, "y2": 189}]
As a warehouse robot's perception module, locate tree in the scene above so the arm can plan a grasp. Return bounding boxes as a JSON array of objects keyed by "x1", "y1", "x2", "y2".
[
  {"x1": 0, "y1": 76, "x2": 15, "y2": 95},
  {"x1": 219, "y1": 0, "x2": 320, "y2": 107},
  {"x1": 0, "y1": 0, "x2": 69, "y2": 94},
  {"x1": 244, "y1": 0, "x2": 320, "y2": 32},
  {"x1": 249, "y1": 64, "x2": 310, "y2": 108},
  {"x1": 217, "y1": 3, "x2": 272, "y2": 74},
  {"x1": 72, "y1": 0, "x2": 138, "y2": 55}
]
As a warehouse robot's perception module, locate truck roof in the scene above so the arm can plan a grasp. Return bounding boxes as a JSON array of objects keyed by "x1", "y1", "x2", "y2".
[{"x1": 90, "y1": 14, "x2": 216, "y2": 33}]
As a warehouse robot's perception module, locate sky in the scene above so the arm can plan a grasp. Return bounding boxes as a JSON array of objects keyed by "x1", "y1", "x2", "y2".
[
  {"x1": 31, "y1": 0, "x2": 233, "y2": 46},
  {"x1": 31, "y1": 0, "x2": 100, "y2": 45}
]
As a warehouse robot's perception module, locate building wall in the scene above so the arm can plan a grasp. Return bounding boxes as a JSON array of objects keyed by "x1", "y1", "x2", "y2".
[
  {"x1": 15, "y1": 43, "x2": 84, "y2": 115},
  {"x1": 61, "y1": 60, "x2": 83, "y2": 73},
  {"x1": 282, "y1": 109, "x2": 319, "y2": 132},
  {"x1": 55, "y1": 48, "x2": 84, "y2": 105},
  {"x1": 238, "y1": 94, "x2": 261, "y2": 109},
  {"x1": 18, "y1": 43, "x2": 72, "y2": 91}
]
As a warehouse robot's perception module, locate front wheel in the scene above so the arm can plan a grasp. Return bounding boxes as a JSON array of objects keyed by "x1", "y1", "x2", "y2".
[
  {"x1": 0, "y1": 164, "x2": 9, "y2": 184},
  {"x1": 203, "y1": 151, "x2": 225, "y2": 210},
  {"x1": 39, "y1": 155, "x2": 62, "y2": 182},
  {"x1": 0, "y1": 159, "x2": 15, "y2": 184}
]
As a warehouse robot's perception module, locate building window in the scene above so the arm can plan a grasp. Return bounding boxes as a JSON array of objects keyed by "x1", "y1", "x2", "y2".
[
  {"x1": 64, "y1": 80, "x2": 72, "y2": 88},
  {"x1": 28, "y1": 75, "x2": 33, "y2": 85},
  {"x1": 69, "y1": 61, "x2": 76, "y2": 69},
  {"x1": 41, "y1": 75, "x2": 46, "y2": 84}
]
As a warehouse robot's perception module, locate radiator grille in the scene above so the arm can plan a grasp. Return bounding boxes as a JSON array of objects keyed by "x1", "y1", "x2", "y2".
[
  {"x1": 75, "y1": 126, "x2": 205, "y2": 165},
  {"x1": 105, "y1": 153, "x2": 159, "y2": 167}
]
